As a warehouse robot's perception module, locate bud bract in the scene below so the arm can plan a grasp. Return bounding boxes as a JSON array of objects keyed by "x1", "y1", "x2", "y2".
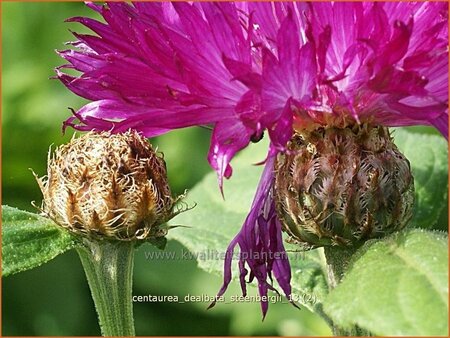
[
  {"x1": 274, "y1": 125, "x2": 414, "y2": 249},
  {"x1": 34, "y1": 131, "x2": 180, "y2": 241}
]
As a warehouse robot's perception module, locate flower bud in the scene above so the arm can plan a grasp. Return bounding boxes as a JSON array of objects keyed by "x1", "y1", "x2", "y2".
[
  {"x1": 34, "y1": 130, "x2": 182, "y2": 241},
  {"x1": 274, "y1": 125, "x2": 414, "y2": 249}
]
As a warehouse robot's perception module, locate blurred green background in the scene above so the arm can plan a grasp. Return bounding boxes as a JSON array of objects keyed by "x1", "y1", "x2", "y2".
[{"x1": 1, "y1": 2, "x2": 330, "y2": 336}]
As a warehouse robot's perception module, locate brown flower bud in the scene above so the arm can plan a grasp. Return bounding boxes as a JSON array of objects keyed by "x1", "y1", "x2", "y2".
[
  {"x1": 274, "y1": 125, "x2": 414, "y2": 249},
  {"x1": 33, "y1": 130, "x2": 184, "y2": 241}
]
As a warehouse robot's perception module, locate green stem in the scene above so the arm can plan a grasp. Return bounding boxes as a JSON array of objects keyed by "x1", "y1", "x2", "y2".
[
  {"x1": 323, "y1": 246, "x2": 370, "y2": 336},
  {"x1": 323, "y1": 246, "x2": 357, "y2": 288},
  {"x1": 77, "y1": 239, "x2": 136, "y2": 337}
]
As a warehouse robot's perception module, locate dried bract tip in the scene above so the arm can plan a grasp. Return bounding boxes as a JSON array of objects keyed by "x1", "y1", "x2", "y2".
[
  {"x1": 274, "y1": 125, "x2": 414, "y2": 249},
  {"x1": 34, "y1": 130, "x2": 183, "y2": 241}
]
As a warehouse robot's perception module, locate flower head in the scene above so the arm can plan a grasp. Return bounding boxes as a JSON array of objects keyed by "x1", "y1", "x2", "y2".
[
  {"x1": 274, "y1": 124, "x2": 415, "y2": 248},
  {"x1": 58, "y1": 2, "x2": 448, "y2": 316},
  {"x1": 33, "y1": 130, "x2": 181, "y2": 241}
]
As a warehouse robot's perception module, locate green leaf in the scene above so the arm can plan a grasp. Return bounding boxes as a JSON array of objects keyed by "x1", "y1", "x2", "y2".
[
  {"x1": 166, "y1": 126, "x2": 447, "y2": 320},
  {"x1": 393, "y1": 129, "x2": 448, "y2": 230},
  {"x1": 167, "y1": 139, "x2": 328, "y2": 312},
  {"x1": 324, "y1": 229, "x2": 448, "y2": 336},
  {"x1": 2, "y1": 205, "x2": 77, "y2": 276}
]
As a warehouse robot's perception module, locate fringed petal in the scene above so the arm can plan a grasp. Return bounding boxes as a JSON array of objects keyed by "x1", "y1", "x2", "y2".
[
  {"x1": 210, "y1": 155, "x2": 295, "y2": 318},
  {"x1": 64, "y1": 99, "x2": 235, "y2": 137},
  {"x1": 207, "y1": 120, "x2": 251, "y2": 194},
  {"x1": 301, "y1": 2, "x2": 448, "y2": 136},
  {"x1": 58, "y1": 2, "x2": 264, "y2": 183}
]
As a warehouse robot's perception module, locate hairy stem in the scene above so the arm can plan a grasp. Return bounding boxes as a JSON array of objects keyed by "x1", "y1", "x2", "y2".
[
  {"x1": 77, "y1": 239, "x2": 135, "y2": 337},
  {"x1": 324, "y1": 246, "x2": 357, "y2": 288},
  {"x1": 324, "y1": 246, "x2": 369, "y2": 336}
]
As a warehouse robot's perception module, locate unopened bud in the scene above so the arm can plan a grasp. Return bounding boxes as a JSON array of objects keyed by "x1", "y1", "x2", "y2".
[
  {"x1": 34, "y1": 130, "x2": 183, "y2": 241},
  {"x1": 274, "y1": 125, "x2": 414, "y2": 249}
]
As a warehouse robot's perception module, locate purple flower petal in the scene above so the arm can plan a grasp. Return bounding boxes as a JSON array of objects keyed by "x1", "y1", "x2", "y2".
[
  {"x1": 59, "y1": 2, "x2": 264, "y2": 186},
  {"x1": 300, "y1": 2, "x2": 448, "y2": 136},
  {"x1": 60, "y1": 1, "x2": 448, "y2": 173},
  {"x1": 210, "y1": 155, "x2": 296, "y2": 318},
  {"x1": 207, "y1": 120, "x2": 251, "y2": 194}
]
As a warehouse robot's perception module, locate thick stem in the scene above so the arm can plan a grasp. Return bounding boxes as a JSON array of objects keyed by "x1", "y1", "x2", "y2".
[
  {"x1": 77, "y1": 239, "x2": 135, "y2": 337},
  {"x1": 323, "y1": 246, "x2": 357, "y2": 288},
  {"x1": 323, "y1": 246, "x2": 370, "y2": 336}
]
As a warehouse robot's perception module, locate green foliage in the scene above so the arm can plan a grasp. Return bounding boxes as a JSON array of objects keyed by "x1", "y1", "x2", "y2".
[
  {"x1": 393, "y1": 129, "x2": 448, "y2": 230},
  {"x1": 2, "y1": 125, "x2": 447, "y2": 335},
  {"x1": 2, "y1": 205, "x2": 77, "y2": 276},
  {"x1": 324, "y1": 229, "x2": 448, "y2": 336},
  {"x1": 169, "y1": 127, "x2": 448, "y2": 335},
  {"x1": 168, "y1": 139, "x2": 329, "y2": 313}
]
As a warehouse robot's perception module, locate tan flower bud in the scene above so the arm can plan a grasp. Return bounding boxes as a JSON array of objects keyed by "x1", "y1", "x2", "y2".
[
  {"x1": 33, "y1": 130, "x2": 183, "y2": 241},
  {"x1": 274, "y1": 125, "x2": 414, "y2": 249}
]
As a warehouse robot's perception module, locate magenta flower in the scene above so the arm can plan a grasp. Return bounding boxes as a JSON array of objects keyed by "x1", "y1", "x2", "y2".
[{"x1": 58, "y1": 2, "x2": 448, "y2": 317}]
